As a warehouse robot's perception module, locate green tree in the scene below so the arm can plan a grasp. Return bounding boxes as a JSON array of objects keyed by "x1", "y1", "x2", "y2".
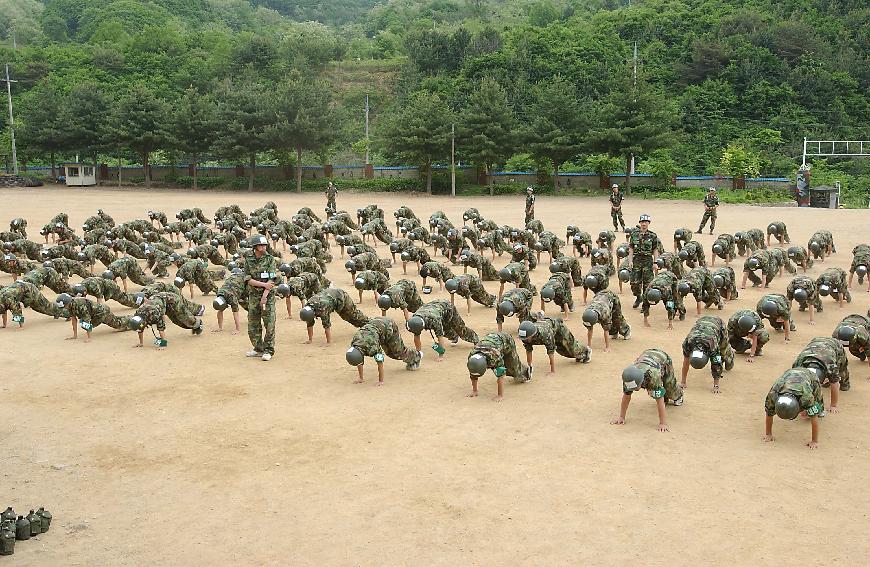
[
  {"x1": 522, "y1": 77, "x2": 589, "y2": 191},
  {"x1": 458, "y1": 77, "x2": 514, "y2": 195},
  {"x1": 106, "y1": 83, "x2": 169, "y2": 190},
  {"x1": 169, "y1": 88, "x2": 219, "y2": 191},
  {"x1": 63, "y1": 82, "x2": 113, "y2": 170},
  {"x1": 719, "y1": 143, "x2": 760, "y2": 186},
  {"x1": 267, "y1": 73, "x2": 337, "y2": 193},
  {"x1": 378, "y1": 91, "x2": 453, "y2": 195},
  {"x1": 213, "y1": 81, "x2": 275, "y2": 192},
  {"x1": 17, "y1": 82, "x2": 66, "y2": 178},
  {"x1": 589, "y1": 77, "x2": 674, "y2": 194}
]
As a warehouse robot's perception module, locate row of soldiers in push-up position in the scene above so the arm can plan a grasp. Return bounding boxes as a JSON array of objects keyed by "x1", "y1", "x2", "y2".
[{"x1": 2, "y1": 202, "x2": 869, "y2": 448}]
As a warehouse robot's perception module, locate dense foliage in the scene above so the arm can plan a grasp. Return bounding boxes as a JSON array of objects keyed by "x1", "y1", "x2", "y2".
[{"x1": 0, "y1": 0, "x2": 867, "y2": 200}]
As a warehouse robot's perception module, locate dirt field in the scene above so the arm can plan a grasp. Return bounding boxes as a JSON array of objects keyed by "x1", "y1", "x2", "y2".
[{"x1": 2, "y1": 185, "x2": 869, "y2": 566}]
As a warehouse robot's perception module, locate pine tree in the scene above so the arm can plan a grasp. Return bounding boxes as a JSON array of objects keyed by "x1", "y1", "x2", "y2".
[
  {"x1": 106, "y1": 83, "x2": 168, "y2": 190},
  {"x1": 458, "y1": 77, "x2": 515, "y2": 196},
  {"x1": 213, "y1": 81, "x2": 275, "y2": 192},
  {"x1": 170, "y1": 88, "x2": 219, "y2": 191}
]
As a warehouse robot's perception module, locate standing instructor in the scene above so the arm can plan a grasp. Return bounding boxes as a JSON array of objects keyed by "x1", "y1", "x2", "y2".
[{"x1": 243, "y1": 235, "x2": 279, "y2": 361}]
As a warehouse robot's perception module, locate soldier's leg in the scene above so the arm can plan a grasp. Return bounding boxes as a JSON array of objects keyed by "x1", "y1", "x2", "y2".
[
  {"x1": 630, "y1": 268, "x2": 643, "y2": 299},
  {"x1": 168, "y1": 306, "x2": 198, "y2": 329},
  {"x1": 339, "y1": 300, "x2": 371, "y2": 328},
  {"x1": 527, "y1": 253, "x2": 537, "y2": 270},
  {"x1": 247, "y1": 300, "x2": 265, "y2": 352},
  {"x1": 383, "y1": 330, "x2": 419, "y2": 365},
  {"x1": 28, "y1": 292, "x2": 62, "y2": 318},
  {"x1": 698, "y1": 210, "x2": 710, "y2": 230},
  {"x1": 611, "y1": 210, "x2": 619, "y2": 231},
  {"x1": 556, "y1": 327, "x2": 590, "y2": 361},
  {"x1": 617, "y1": 209, "x2": 625, "y2": 230},
  {"x1": 449, "y1": 306, "x2": 479, "y2": 344},
  {"x1": 745, "y1": 269, "x2": 761, "y2": 286},
  {"x1": 673, "y1": 292, "x2": 687, "y2": 318},
  {"x1": 470, "y1": 281, "x2": 496, "y2": 307},
  {"x1": 261, "y1": 298, "x2": 276, "y2": 355},
  {"x1": 662, "y1": 370, "x2": 684, "y2": 403},
  {"x1": 729, "y1": 335, "x2": 752, "y2": 353},
  {"x1": 502, "y1": 343, "x2": 529, "y2": 381}
]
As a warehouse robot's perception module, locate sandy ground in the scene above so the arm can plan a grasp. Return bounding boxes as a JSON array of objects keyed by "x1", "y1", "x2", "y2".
[{"x1": 2, "y1": 185, "x2": 870, "y2": 566}]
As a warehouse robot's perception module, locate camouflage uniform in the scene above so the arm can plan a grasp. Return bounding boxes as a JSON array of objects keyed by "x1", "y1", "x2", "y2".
[
  {"x1": 832, "y1": 314, "x2": 870, "y2": 361},
  {"x1": 107, "y1": 257, "x2": 154, "y2": 286},
  {"x1": 354, "y1": 269, "x2": 390, "y2": 295},
  {"x1": 808, "y1": 230, "x2": 836, "y2": 260},
  {"x1": 591, "y1": 247, "x2": 615, "y2": 277},
  {"x1": 81, "y1": 244, "x2": 114, "y2": 268},
  {"x1": 381, "y1": 279, "x2": 423, "y2": 314},
  {"x1": 682, "y1": 316, "x2": 734, "y2": 380},
  {"x1": 849, "y1": 244, "x2": 870, "y2": 283},
  {"x1": 413, "y1": 299, "x2": 478, "y2": 344},
  {"x1": 408, "y1": 226, "x2": 432, "y2": 246},
  {"x1": 216, "y1": 272, "x2": 249, "y2": 312},
  {"x1": 609, "y1": 191, "x2": 625, "y2": 231},
  {"x1": 4, "y1": 281, "x2": 64, "y2": 319},
  {"x1": 450, "y1": 274, "x2": 495, "y2": 308},
  {"x1": 584, "y1": 290, "x2": 631, "y2": 338},
  {"x1": 351, "y1": 251, "x2": 391, "y2": 276},
  {"x1": 673, "y1": 228, "x2": 693, "y2": 251},
  {"x1": 525, "y1": 192, "x2": 536, "y2": 225},
  {"x1": 769, "y1": 247, "x2": 797, "y2": 275},
  {"x1": 541, "y1": 272, "x2": 574, "y2": 312},
  {"x1": 764, "y1": 368, "x2": 824, "y2": 418},
  {"x1": 656, "y1": 251, "x2": 684, "y2": 279},
  {"x1": 786, "y1": 276, "x2": 823, "y2": 313},
  {"x1": 22, "y1": 266, "x2": 70, "y2": 294},
  {"x1": 400, "y1": 245, "x2": 432, "y2": 266},
  {"x1": 510, "y1": 243, "x2": 538, "y2": 270},
  {"x1": 326, "y1": 184, "x2": 337, "y2": 211},
  {"x1": 680, "y1": 240, "x2": 706, "y2": 268},
  {"x1": 698, "y1": 192, "x2": 719, "y2": 231},
  {"x1": 549, "y1": 254, "x2": 583, "y2": 287},
  {"x1": 726, "y1": 309, "x2": 770, "y2": 354},
  {"x1": 147, "y1": 249, "x2": 173, "y2": 278},
  {"x1": 629, "y1": 228, "x2": 660, "y2": 300},
  {"x1": 395, "y1": 206, "x2": 418, "y2": 224},
  {"x1": 285, "y1": 272, "x2": 326, "y2": 303},
  {"x1": 281, "y1": 257, "x2": 325, "y2": 281},
  {"x1": 496, "y1": 287, "x2": 535, "y2": 326},
  {"x1": 735, "y1": 229, "x2": 765, "y2": 257},
  {"x1": 643, "y1": 270, "x2": 686, "y2": 320},
  {"x1": 535, "y1": 231, "x2": 564, "y2": 258},
  {"x1": 816, "y1": 267, "x2": 851, "y2": 303},
  {"x1": 499, "y1": 261, "x2": 536, "y2": 294},
  {"x1": 712, "y1": 266, "x2": 738, "y2": 299},
  {"x1": 583, "y1": 265, "x2": 610, "y2": 294},
  {"x1": 792, "y1": 336, "x2": 850, "y2": 391},
  {"x1": 523, "y1": 313, "x2": 591, "y2": 362},
  {"x1": 420, "y1": 261, "x2": 454, "y2": 284},
  {"x1": 680, "y1": 267, "x2": 723, "y2": 309},
  {"x1": 68, "y1": 297, "x2": 126, "y2": 331},
  {"x1": 8, "y1": 238, "x2": 41, "y2": 261},
  {"x1": 477, "y1": 229, "x2": 509, "y2": 256},
  {"x1": 743, "y1": 249, "x2": 776, "y2": 287},
  {"x1": 360, "y1": 218, "x2": 392, "y2": 245},
  {"x1": 177, "y1": 259, "x2": 220, "y2": 296},
  {"x1": 305, "y1": 288, "x2": 369, "y2": 329},
  {"x1": 623, "y1": 349, "x2": 683, "y2": 404},
  {"x1": 351, "y1": 317, "x2": 420, "y2": 367},
  {"x1": 568, "y1": 228, "x2": 593, "y2": 257},
  {"x1": 242, "y1": 249, "x2": 279, "y2": 356},
  {"x1": 461, "y1": 250, "x2": 499, "y2": 281},
  {"x1": 468, "y1": 332, "x2": 530, "y2": 382},
  {"x1": 766, "y1": 221, "x2": 790, "y2": 245},
  {"x1": 358, "y1": 204, "x2": 384, "y2": 227},
  {"x1": 756, "y1": 293, "x2": 793, "y2": 331},
  {"x1": 0, "y1": 254, "x2": 37, "y2": 278},
  {"x1": 711, "y1": 234, "x2": 736, "y2": 263}
]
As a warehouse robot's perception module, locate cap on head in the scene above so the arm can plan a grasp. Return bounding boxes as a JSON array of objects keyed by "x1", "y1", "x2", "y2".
[
  {"x1": 345, "y1": 347, "x2": 365, "y2": 367},
  {"x1": 737, "y1": 314, "x2": 756, "y2": 335},
  {"x1": 540, "y1": 286, "x2": 555, "y2": 302},
  {"x1": 689, "y1": 349, "x2": 709, "y2": 369},
  {"x1": 498, "y1": 300, "x2": 516, "y2": 317},
  {"x1": 299, "y1": 306, "x2": 316, "y2": 322},
  {"x1": 760, "y1": 300, "x2": 778, "y2": 317},
  {"x1": 639, "y1": 214, "x2": 651, "y2": 223},
  {"x1": 517, "y1": 321, "x2": 537, "y2": 339},
  {"x1": 677, "y1": 282, "x2": 691, "y2": 297},
  {"x1": 774, "y1": 393, "x2": 800, "y2": 420},
  {"x1": 645, "y1": 287, "x2": 662, "y2": 304},
  {"x1": 467, "y1": 353, "x2": 488, "y2": 377},
  {"x1": 445, "y1": 278, "x2": 460, "y2": 294},
  {"x1": 621, "y1": 365, "x2": 645, "y2": 390},
  {"x1": 406, "y1": 315, "x2": 425, "y2": 335},
  {"x1": 655, "y1": 258, "x2": 666, "y2": 270},
  {"x1": 582, "y1": 308, "x2": 599, "y2": 326}
]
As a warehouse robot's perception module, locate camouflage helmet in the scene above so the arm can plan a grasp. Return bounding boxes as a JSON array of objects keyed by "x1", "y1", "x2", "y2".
[
  {"x1": 250, "y1": 234, "x2": 268, "y2": 247},
  {"x1": 616, "y1": 244, "x2": 629, "y2": 258},
  {"x1": 818, "y1": 283, "x2": 830, "y2": 296},
  {"x1": 689, "y1": 349, "x2": 709, "y2": 369},
  {"x1": 445, "y1": 278, "x2": 460, "y2": 294},
  {"x1": 747, "y1": 257, "x2": 761, "y2": 270},
  {"x1": 808, "y1": 240, "x2": 820, "y2": 253},
  {"x1": 774, "y1": 393, "x2": 800, "y2": 420},
  {"x1": 621, "y1": 365, "x2": 645, "y2": 391},
  {"x1": 72, "y1": 283, "x2": 87, "y2": 297},
  {"x1": 345, "y1": 347, "x2": 365, "y2": 367},
  {"x1": 584, "y1": 274, "x2": 600, "y2": 290},
  {"x1": 645, "y1": 287, "x2": 662, "y2": 304},
  {"x1": 405, "y1": 315, "x2": 426, "y2": 335},
  {"x1": 549, "y1": 261, "x2": 563, "y2": 274},
  {"x1": 299, "y1": 305, "x2": 316, "y2": 322},
  {"x1": 400, "y1": 250, "x2": 412, "y2": 262},
  {"x1": 344, "y1": 260, "x2": 357, "y2": 273},
  {"x1": 678, "y1": 249, "x2": 690, "y2": 261},
  {"x1": 467, "y1": 353, "x2": 488, "y2": 377},
  {"x1": 377, "y1": 294, "x2": 392, "y2": 310},
  {"x1": 419, "y1": 265, "x2": 430, "y2": 279},
  {"x1": 517, "y1": 320, "x2": 537, "y2": 340}
]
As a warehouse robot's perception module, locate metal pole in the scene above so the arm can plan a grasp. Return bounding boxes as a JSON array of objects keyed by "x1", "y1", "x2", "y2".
[
  {"x1": 802, "y1": 137, "x2": 807, "y2": 167},
  {"x1": 451, "y1": 123, "x2": 456, "y2": 197},
  {"x1": 4, "y1": 64, "x2": 18, "y2": 175},
  {"x1": 364, "y1": 94, "x2": 370, "y2": 166}
]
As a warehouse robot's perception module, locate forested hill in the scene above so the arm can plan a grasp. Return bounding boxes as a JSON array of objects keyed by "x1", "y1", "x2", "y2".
[{"x1": 0, "y1": 0, "x2": 867, "y2": 189}]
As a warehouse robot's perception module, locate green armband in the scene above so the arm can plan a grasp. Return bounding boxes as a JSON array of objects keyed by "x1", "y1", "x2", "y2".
[
  {"x1": 374, "y1": 352, "x2": 385, "y2": 363},
  {"x1": 154, "y1": 338, "x2": 168, "y2": 347},
  {"x1": 493, "y1": 366, "x2": 506, "y2": 378},
  {"x1": 79, "y1": 321, "x2": 93, "y2": 331},
  {"x1": 805, "y1": 402, "x2": 822, "y2": 417},
  {"x1": 12, "y1": 314, "x2": 23, "y2": 323},
  {"x1": 665, "y1": 300, "x2": 675, "y2": 309},
  {"x1": 432, "y1": 343, "x2": 445, "y2": 355},
  {"x1": 649, "y1": 387, "x2": 666, "y2": 399}
]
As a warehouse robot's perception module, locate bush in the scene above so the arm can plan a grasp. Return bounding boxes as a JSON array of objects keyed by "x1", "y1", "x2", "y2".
[
  {"x1": 640, "y1": 185, "x2": 792, "y2": 204},
  {"x1": 174, "y1": 175, "x2": 227, "y2": 189}
]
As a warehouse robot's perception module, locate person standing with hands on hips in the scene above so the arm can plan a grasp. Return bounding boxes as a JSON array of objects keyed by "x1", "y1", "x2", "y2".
[{"x1": 243, "y1": 235, "x2": 279, "y2": 361}]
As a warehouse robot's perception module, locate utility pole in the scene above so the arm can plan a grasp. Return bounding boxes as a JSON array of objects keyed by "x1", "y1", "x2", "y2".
[
  {"x1": 364, "y1": 94, "x2": 370, "y2": 166},
  {"x1": 451, "y1": 123, "x2": 456, "y2": 197},
  {"x1": 3, "y1": 64, "x2": 18, "y2": 175},
  {"x1": 629, "y1": 42, "x2": 638, "y2": 175}
]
